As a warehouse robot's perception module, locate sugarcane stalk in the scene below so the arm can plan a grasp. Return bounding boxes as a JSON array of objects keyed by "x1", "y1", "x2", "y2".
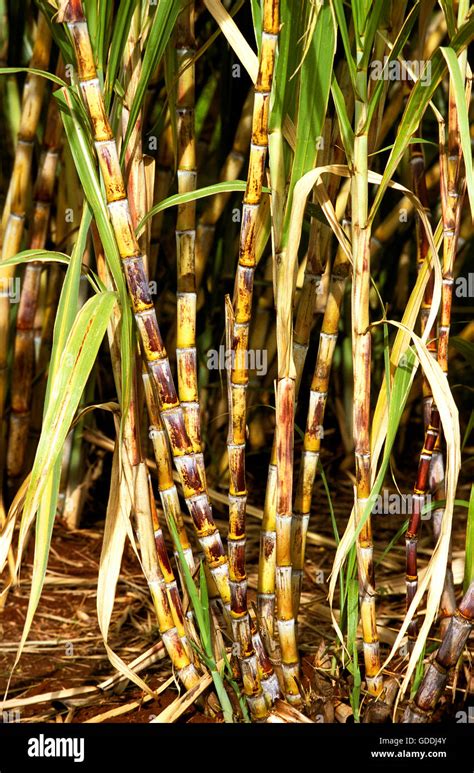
[
  {"x1": 273, "y1": 244, "x2": 321, "y2": 694},
  {"x1": 257, "y1": 123, "x2": 345, "y2": 657},
  {"x1": 175, "y1": 3, "x2": 206, "y2": 484},
  {"x1": 408, "y1": 140, "x2": 455, "y2": 639},
  {"x1": 58, "y1": 0, "x2": 230, "y2": 606},
  {"x1": 225, "y1": 0, "x2": 279, "y2": 719},
  {"x1": 405, "y1": 143, "x2": 440, "y2": 647},
  {"x1": 164, "y1": 85, "x2": 252, "y2": 380},
  {"x1": 147, "y1": 473, "x2": 197, "y2": 655},
  {"x1": 122, "y1": 9, "x2": 149, "y2": 267},
  {"x1": 410, "y1": 142, "x2": 437, "y2": 429},
  {"x1": 0, "y1": 11, "x2": 52, "y2": 464},
  {"x1": 0, "y1": 0, "x2": 14, "y2": 589},
  {"x1": 257, "y1": 429, "x2": 278, "y2": 653},
  {"x1": 0, "y1": 11, "x2": 52, "y2": 237},
  {"x1": 0, "y1": 13, "x2": 52, "y2": 592},
  {"x1": 258, "y1": 95, "x2": 349, "y2": 661},
  {"x1": 351, "y1": 36, "x2": 382, "y2": 697},
  {"x1": 0, "y1": 0, "x2": 7, "y2": 78},
  {"x1": 429, "y1": 62, "x2": 469, "y2": 632},
  {"x1": 225, "y1": 298, "x2": 267, "y2": 715},
  {"x1": 92, "y1": 212, "x2": 200, "y2": 690},
  {"x1": 195, "y1": 88, "x2": 253, "y2": 292},
  {"x1": 120, "y1": 7, "x2": 155, "y2": 461},
  {"x1": 121, "y1": 22, "x2": 198, "y2": 603},
  {"x1": 274, "y1": 369, "x2": 300, "y2": 703},
  {"x1": 251, "y1": 617, "x2": 280, "y2": 703},
  {"x1": 257, "y1": 242, "x2": 324, "y2": 658},
  {"x1": 292, "y1": 118, "x2": 332, "y2": 392},
  {"x1": 406, "y1": 58, "x2": 469, "y2": 640},
  {"x1": 430, "y1": 460, "x2": 457, "y2": 634},
  {"x1": 405, "y1": 408, "x2": 441, "y2": 641},
  {"x1": 292, "y1": 229, "x2": 351, "y2": 616},
  {"x1": 402, "y1": 580, "x2": 474, "y2": 722},
  {"x1": 0, "y1": 0, "x2": 13, "y2": 177},
  {"x1": 7, "y1": 61, "x2": 64, "y2": 480},
  {"x1": 270, "y1": 100, "x2": 301, "y2": 704},
  {"x1": 134, "y1": 461, "x2": 201, "y2": 691},
  {"x1": 269, "y1": 213, "x2": 340, "y2": 693},
  {"x1": 121, "y1": 10, "x2": 197, "y2": 630},
  {"x1": 246, "y1": 253, "x2": 274, "y2": 452}
]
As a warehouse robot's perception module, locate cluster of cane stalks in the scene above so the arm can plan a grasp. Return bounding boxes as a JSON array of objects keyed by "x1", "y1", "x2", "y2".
[{"x1": 0, "y1": 0, "x2": 473, "y2": 723}]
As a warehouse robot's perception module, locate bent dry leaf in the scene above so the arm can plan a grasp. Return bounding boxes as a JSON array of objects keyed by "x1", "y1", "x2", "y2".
[{"x1": 378, "y1": 325, "x2": 461, "y2": 697}]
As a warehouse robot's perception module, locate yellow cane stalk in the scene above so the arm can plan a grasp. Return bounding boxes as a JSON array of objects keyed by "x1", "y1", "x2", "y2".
[
  {"x1": 195, "y1": 88, "x2": 253, "y2": 292},
  {"x1": 58, "y1": 0, "x2": 230, "y2": 606},
  {"x1": 175, "y1": 4, "x2": 206, "y2": 484},
  {"x1": 292, "y1": 232, "x2": 351, "y2": 615},
  {"x1": 134, "y1": 462, "x2": 201, "y2": 690},
  {"x1": 92, "y1": 219, "x2": 200, "y2": 691},
  {"x1": 226, "y1": 0, "x2": 279, "y2": 718},
  {"x1": 351, "y1": 40, "x2": 382, "y2": 698}
]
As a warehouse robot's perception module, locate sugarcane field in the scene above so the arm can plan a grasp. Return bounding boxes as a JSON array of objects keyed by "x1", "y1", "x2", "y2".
[{"x1": 0, "y1": 0, "x2": 473, "y2": 758}]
